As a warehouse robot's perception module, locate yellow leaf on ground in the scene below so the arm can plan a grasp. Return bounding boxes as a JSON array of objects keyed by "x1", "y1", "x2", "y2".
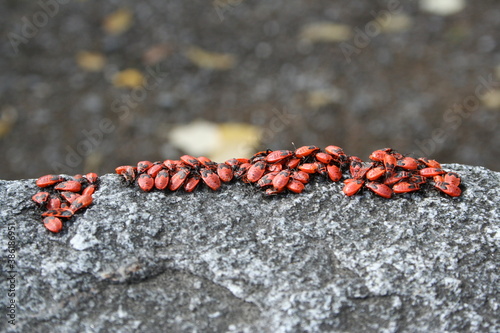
[
  {"x1": 378, "y1": 14, "x2": 412, "y2": 33},
  {"x1": 112, "y1": 69, "x2": 145, "y2": 88},
  {"x1": 76, "y1": 51, "x2": 106, "y2": 72},
  {"x1": 481, "y1": 90, "x2": 500, "y2": 110},
  {"x1": 419, "y1": 0, "x2": 465, "y2": 16},
  {"x1": 103, "y1": 8, "x2": 133, "y2": 35},
  {"x1": 299, "y1": 22, "x2": 352, "y2": 43},
  {"x1": 307, "y1": 89, "x2": 344, "y2": 109},
  {"x1": 167, "y1": 120, "x2": 261, "y2": 161},
  {"x1": 168, "y1": 121, "x2": 220, "y2": 157},
  {"x1": 185, "y1": 46, "x2": 236, "y2": 70},
  {"x1": 211, "y1": 123, "x2": 262, "y2": 161},
  {"x1": 0, "y1": 106, "x2": 18, "y2": 138}
]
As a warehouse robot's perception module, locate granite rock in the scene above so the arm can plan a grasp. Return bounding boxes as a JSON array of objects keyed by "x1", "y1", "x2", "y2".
[{"x1": 0, "y1": 164, "x2": 499, "y2": 332}]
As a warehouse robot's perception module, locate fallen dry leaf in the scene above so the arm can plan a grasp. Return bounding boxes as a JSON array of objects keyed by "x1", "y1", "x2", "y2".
[
  {"x1": 167, "y1": 120, "x2": 261, "y2": 160},
  {"x1": 378, "y1": 14, "x2": 412, "y2": 33},
  {"x1": 481, "y1": 90, "x2": 500, "y2": 110},
  {"x1": 211, "y1": 123, "x2": 262, "y2": 161},
  {"x1": 307, "y1": 89, "x2": 344, "y2": 109},
  {"x1": 420, "y1": 0, "x2": 466, "y2": 16},
  {"x1": 103, "y1": 8, "x2": 133, "y2": 35},
  {"x1": 76, "y1": 51, "x2": 106, "y2": 72},
  {"x1": 185, "y1": 46, "x2": 236, "y2": 70},
  {"x1": 168, "y1": 120, "x2": 220, "y2": 157},
  {"x1": 0, "y1": 106, "x2": 18, "y2": 138},
  {"x1": 299, "y1": 22, "x2": 352, "y2": 43},
  {"x1": 112, "y1": 68, "x2": 145, "y2": 88}
]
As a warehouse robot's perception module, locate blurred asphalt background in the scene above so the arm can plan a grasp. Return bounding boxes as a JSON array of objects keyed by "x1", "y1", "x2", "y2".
[{"x1": 1, "y1": 0, "x2": 499, "y2": 180}]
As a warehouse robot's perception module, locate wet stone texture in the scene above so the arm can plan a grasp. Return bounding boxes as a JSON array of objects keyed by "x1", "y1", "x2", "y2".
[{"x1": 0, "y1": 164, "x2": 499, "y2": 332}]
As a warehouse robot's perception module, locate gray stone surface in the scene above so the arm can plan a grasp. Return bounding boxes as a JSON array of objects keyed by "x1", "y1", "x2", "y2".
[{"x1": 1, "y1": 163, "x2": 499, "y2": 332}]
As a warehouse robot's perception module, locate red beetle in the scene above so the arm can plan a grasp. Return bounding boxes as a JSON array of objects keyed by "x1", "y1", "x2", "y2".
[
  {"x1": 184, "y1": 174, "x2": 201, "y2": 193},
  {"x1": 82, "y1": 185, "x2": 97, "y2": 196},
  {"x1": 246, "y1": 161, "x2": 267, "y2": 183},
  {"x1": 200, "y1": 160, "x2": 218, "y2": 171},
  {"x1": 433, "y1": 175, "x2": 444, "y2": 183},
  {"x1": 267, "y1": 163, "x2": 283, "y2": 172},
  {"x1": 365, "y1": 182, "x2": 392, "y2": 198},
  {"x1": 265, "y1": 187, "x2": 286, "y2": 196},
  {"x1": 349, "y1": 155, "x2": 363, "y2": 163},
  {"x1": 115, "y1": 165, "x2": 136, "y2": 183},
  {"x1": 137, "y1": 160, "x2": 153, "y2": 173},
  {"x1": 315, "y1": 162, "x2": 327, "y2": 176},
  {"x1": 418, "y1": 158, "x2": 442, "y2": 168},
  {"x1": 294, "y1": 145, "x2": 319, "y2": 158},
  {"x1": 287, "y1": 179, "x2": 305, "y2": 193},
  {"x1": 257, "y1": 172, "x2": 278, "y2": 188},
  {"x1": 298, "y1": 163, "x2": 318, "y2": 174},
  {"x1": 46, "y1": 196, "x2": 62, "y2": 210},
  {"x1": 224, "y1": 158, "x2": 240, "y2": 167},
  {"x1": 69, "y1": 195, "x2": 93, "y2": 214},
  {"x1": 236, "y1": 158, "x2": 251, "y2": 164},
  {"x1": 383, "y1": 154, "x2": 397, "y2": 175},
  {"x1": 73, "y1": 174, "x2": 86, "y2": 183},
  {"x1": 396, "y1": 157, "x2": 418, "y2": 170},
  {"x1": 272, "y1": 170, "x2": 291, "y2": 191},
  {"x1": 434, "y1": 181, "x2": 461, "y2": 197},
  {"x1": 384, "y1": 171, "x2": 411, "y2": 186},
  {"x1": 350, "y1": 162, "x2": 370, "y2": 179},
  {"x1": 419, "y1": 168, "x2": 445, "y2": 177},
  {"x1": 43, "y1": 216, "x2": 63, "y2": 233},
  {"x1": 32, "y1": 192, "x2": 50, "y2": 205},
  {"x1": 155, "y1": 169, "x2": 170, "y2": 190},
  {"x1": 137, "y1": 174, "x2": 154, "y2": 192},
  {"x1": 369, "y1": 150, "x2": 388, "y2": 162},
  {"x1": 444, "y1": 172, "x2": 461, "y2": 186},
  {"x1": 291, "y1": 170, "x2": 310, "y2": 184},
  {"x1": 409, "y1": 175, "x2": 427, "y2": 185},
  {"x1": 169, "y1": 168, "x2": 190, "y2": 191},
  {"x1": 180, "y1": 155, "x2": 201, "y2": 168},
  {"x1": 366, "y1": 165, "x2": 385, "y2": 181},
  {"x1": 343, "y1": 179, "x2": 364, "y2": 196},
  {"x1": 349, "y1": 161, "x2": 362, "y2": 178},
  {"x1": 217, "y1": 163, "x2": 234, "y2": 183},
  {"x1": 201, "y1": 169, "x2": 221, "y2": 190},
  {"x1": 54, "y1": 180, "x2": 82, "y2": 193},
  {"x1": 42, "y1": 208, "x2": 74, "y2": 218},
  {"x1": 147, "y1": 164, "x2": 164, "y2": 178},
  {"x1": 265, "y1": 150, "x2": 293, "y2": 163},
  {"x1": 36, "y1": 174, "x2": 65, "y2": 188},
  {"x1": 315, "y1": 152, "x2": 333, "y2": 164},
  {"x1": 250, "y1": 150, "x2": 271, "y2": 162},
  {"x1": 392, "y1": 181, "x2": 420, "y2": 194},
  {"x1": 163, "y1": 159, "x2": 178, "y2": 171},
  {"x1": 197, "y1": 156, "x2": 214, "y2": 168},
  {"x1": 234, "y1": 163, "x2": 252, "y2": 179},
  {"x1": 325, "y1": 145, "x2": 347, "y2": 161},
  {"x1": 85, "y1": 172, "x2": 99, "y2": 184},
  {"x1": 284, "y1": 158, "x2": 300, "y2": 169},
  {"x1": 60, "y1": 191, "x2": 80, "y2": 204},
  {"x1": 327, "y1": 164, "x2": 342, "y2": 182}
]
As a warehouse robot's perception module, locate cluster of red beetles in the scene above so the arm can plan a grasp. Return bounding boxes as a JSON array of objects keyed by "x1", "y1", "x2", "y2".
[
  {"x1": 114, "y1": 145, "x2": 462, "y2": 198},
  {"x1": 32, "y1": 145, "x2": 462, "y2": 233},
  {"x1": 32, "y1": 173, "x2": 99, "y2": 233}
]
